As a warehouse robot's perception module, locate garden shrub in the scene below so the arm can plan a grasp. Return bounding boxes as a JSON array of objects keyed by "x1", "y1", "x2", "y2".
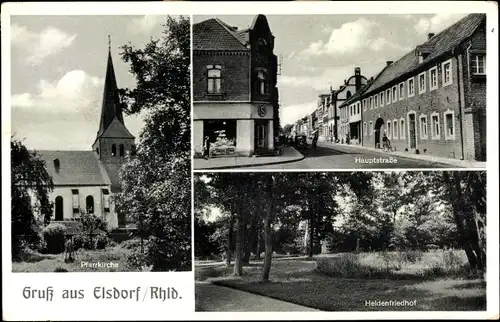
[
  {"x1": 94, "y1": 233, "x2": 110, "y2": 250},
  {"x1": 54, "y1": 267, "x2": 68, "y2": 272},
  {"x1": 42, "y1": 223, "x2": 67, "y2": 254}
]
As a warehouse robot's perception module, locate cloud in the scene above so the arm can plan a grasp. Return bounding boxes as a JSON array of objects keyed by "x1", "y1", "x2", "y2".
[
  {"x1": 129, "y1": 15, "x2": 165, "y2": 34},
  {"x1": 414, "y1": 13, "x2": 468, "y2": 36},
  {"x1": 280, "y1": 100, "x2": 318, "y2": 126},
  {"x1": 11, "y1": 24, "x2": 76, "y2": 65},
  {"x1": 11, "y1": 70, "x2": 144, "y2": 150}
]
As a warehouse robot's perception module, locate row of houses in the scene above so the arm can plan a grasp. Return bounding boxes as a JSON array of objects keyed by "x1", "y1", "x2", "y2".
[{"x1": 293, "y1": 13, "x2": 486, "y2": 161}]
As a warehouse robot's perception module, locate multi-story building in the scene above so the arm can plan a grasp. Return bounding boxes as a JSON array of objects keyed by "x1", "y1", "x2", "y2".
[
  {"x1": 329, "y1": 67, "x2": 367, "y2": 142},
  {"x1": 316, "y1": 93, "x2": 330, "y2": 142},
  {"x1": 193, "y1": 15, "x2": 279, "y2": 157},
  {"x1": 361, "y1": 13, "x2": 486, "y2": 161}
]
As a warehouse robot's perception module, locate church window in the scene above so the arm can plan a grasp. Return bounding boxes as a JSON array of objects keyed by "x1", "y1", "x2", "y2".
[
  {"x1": 96, "y1": 148, "x2": 99, "y2": 155},
  {"x1": 86, "y1": 196, "x2": 94, "y2": 214},
  {"x1": 72, "y1": 189, "x2": 79, "y2": 214},
  {"x1": 112, "y1": 144, "x2": 116, "y2": 156},
  {"x1": 119, "y1": 144, "x2": 125, "y2": 157},
  {"x1": 346, "y1": 91, "x2": 352, "y2": 99},
  {"x1": 102, "y1": 189, "x2": 110, "y2": 212},
  {"x1": 131, "y1": 145, "x2": 137, "y2": 156},
  {"x1": 257, "y1": 70, "x2": 266, "y2": 95},
  {"x1": 55, "y1": 196, "x2": 64, "y2": 221}
]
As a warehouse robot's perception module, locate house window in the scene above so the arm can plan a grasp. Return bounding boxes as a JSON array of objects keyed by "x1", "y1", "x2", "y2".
[
  {"x1": 369, "y1": 121, "x2": 373, "y2": 135},
  {"x1": 399, "y1": 82, "x2": 405, "y2": 100},
  {"x1": 380, "y1": 92, "x2": 384, "y2": 107},
  {"x1": 431, "y1": 113, "x2": 440, "y2": 140},
  {"x1": 408, "y1": 77, "x2": 415, "y2": 97},
  {"x1": 257, "y1": 70, "x2": 267, "y2": 95},
  {"x1": 119, "y1": 144, "x2": 124, "y2": 157},
  {"x1": 86, "y1": 196, "x2": 94, "y2": 214},
  {"x1": 442, "y1": 59, "x2": 452, "y2": 86},
  {"x1": 444, "y1": 110, "x2": 455, "y2": 140},
  {"x1": 418, "y1": 72, "x2": 426, "y2": 94},
  {"x1": 363, "y1": 122, "x2": 367, "y2": 136},
  {"x1": 72, "y1": 189, "x2": 79, "y2": 214},
  {"x1": 387, "y1": 121, "x2": 392, "y2": 139},
  {"x1": 393, "y1": 120, "x2": 398, "y2": 139},
  {"x1": 111, "y1": 144, "x2": 116, "y2": 156},
  {"x1": 471, "y1": 54, "x2": 486, "y2": 75},
  {"x1": 207, "y1": 65, "x2": 222, "y2": 94},
  {"x1": 102, "y1": 189, "x2": 110, "y2": 212},
  {"x1": 400, "y1": 118, "x2": 406, "y2": 139},
  {"x1": 386, "y1": 89, "x2": 391, "y2": 104},
  {"x1": 374, "y1": 95, "x2": 378, "y2": 108},
  {"x1": 419, "y1": 115, "x2": 428, "y2": 139},
  {"x1": 392, "y1": 86, "x2": 397, "y2": 102},
  {"x1": 369, "y1": 97, "x2": 373, "y2": 110},
  {"x1": 363, "y1": 99, "x2": 367, "y2": 111},
  {"x1": 55, "y1": 196, "x2": 64, "y2": 221},
  {"x1": 429, "y1": 67, "x2": 438, "y2": 90}
]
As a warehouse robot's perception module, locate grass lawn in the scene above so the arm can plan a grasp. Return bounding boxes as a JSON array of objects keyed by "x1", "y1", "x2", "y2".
[
  {"x1": 12, "y1": 246, "x2": 140, "y2": 272},
  {"x1": 195, "y1": 251, "x2": 486, "y2": 311}
]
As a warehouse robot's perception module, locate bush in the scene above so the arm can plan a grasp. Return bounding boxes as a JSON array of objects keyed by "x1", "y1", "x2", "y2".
[
  {"x1": 42, "y1": 223, "x2": 67, "y2": 254},
  {"x1": 126, "y1": 250, "x2": 150, "y2": 270},
  {"x1": 94, "y1": 233, "x2": 109, "y2": 250},
  {"x1": 120, "y1": 238, "x2": 144, "y2": 250},
  {"x1": 54, "y1": 267, "x2": 68, "y2": 272}
]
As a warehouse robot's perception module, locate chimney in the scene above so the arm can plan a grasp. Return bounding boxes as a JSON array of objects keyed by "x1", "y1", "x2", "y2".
[
  {"x1": 386, "y1": 61, "x2": 394, "y2": 66},
  {"x1": 427, "y1": 33, "x2": 435, "y2": 40}
]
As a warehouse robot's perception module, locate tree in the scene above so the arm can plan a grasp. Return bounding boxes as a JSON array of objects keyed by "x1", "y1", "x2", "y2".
[
  {"x1": 115, "y1": 16, "x2": 191, "y2": 271},
  {"x1": 11, "y1": 138, "x2": 54, "y2": 259}
]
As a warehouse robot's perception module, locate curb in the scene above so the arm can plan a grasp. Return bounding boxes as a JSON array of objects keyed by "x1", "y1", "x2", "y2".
[
  {"x1": 318, "y1": 143, "x2": 485, "y2": 168},
  {"x1": 194, "y1": 148, "x2": 305, "y2": 170}
]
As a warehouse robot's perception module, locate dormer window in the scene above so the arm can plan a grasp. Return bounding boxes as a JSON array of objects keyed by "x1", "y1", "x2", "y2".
[
  {"x1": 207, "y1": 65, "x2": 222, "y2": 94},
  {"x1": 53, "y1": 159, "x2": 60, "y2": 172}
]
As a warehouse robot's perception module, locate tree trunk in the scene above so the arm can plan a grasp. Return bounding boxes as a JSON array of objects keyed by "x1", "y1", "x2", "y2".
[
  {"x1": 226, "y1": 211, "x2": 234, "y2": 266},
  {"x1": 255, "y1": 222, "x2": 261, "y2": 260},
  {"x1": 233, "y1": 198, "x2": 244, "y2": 276},
  {"x1": 308, "y1": 210, "x2": 314, "y2": 258},
  {"x1": 261, "y1": 176, "x2": 274, "y2": 282}
]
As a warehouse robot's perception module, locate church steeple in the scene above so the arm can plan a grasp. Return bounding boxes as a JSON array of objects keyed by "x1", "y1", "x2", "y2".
[{"x1": 96, "y1": 37, "x2": 125, "y2": 138}]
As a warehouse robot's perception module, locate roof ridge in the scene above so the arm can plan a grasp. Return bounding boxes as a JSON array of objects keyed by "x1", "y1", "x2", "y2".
[{"x1": 214, "y1": 18, "x2": 248, "y2": 48}]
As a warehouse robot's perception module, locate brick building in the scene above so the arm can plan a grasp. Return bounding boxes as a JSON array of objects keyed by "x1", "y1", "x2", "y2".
[
  {"x1": 360, "y1": 13, "x2": 486, "y2": 161},
  {"x1": 333, "y1": 67, "x2": 368, "y2": 143},
  {"x1": 193, "y1": 15, "x2": 279, "y2": 156}
]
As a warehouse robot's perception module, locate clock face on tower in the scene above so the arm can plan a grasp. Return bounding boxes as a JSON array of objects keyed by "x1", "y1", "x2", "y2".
[{"x1": 258, "y1": 105, "x2": 267, "y2": 117}]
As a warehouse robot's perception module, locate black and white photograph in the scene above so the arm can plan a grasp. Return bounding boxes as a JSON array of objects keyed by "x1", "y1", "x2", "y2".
[
  {"x1": 194, "y1": 171, "x2": 487, "y2": 312},
  {"x1": 192, "y1": 14, "x2": 487, "y2": 170},
  {"x1": 10, "y1": 15, "x2": 191, "y2": 272}
]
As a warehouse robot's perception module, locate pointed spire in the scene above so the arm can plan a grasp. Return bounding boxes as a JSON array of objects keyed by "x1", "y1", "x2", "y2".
[{"x1": 96, "y1": 39, "x2": 124, "y2": 137}]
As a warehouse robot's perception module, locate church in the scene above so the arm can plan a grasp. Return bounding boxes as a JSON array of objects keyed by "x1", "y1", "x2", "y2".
[{"x1": 34, "y1": 47, "x2": 136, "y2": 232}]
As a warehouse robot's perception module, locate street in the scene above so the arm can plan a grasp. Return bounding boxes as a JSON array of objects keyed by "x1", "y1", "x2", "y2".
[{"x1": 247, "y1": 142, "x2": 452, "y2": 169}]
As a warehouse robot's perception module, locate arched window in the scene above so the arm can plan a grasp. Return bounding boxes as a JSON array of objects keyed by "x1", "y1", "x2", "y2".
[
  {"x1": 207, "y1": 65, "x2": 222, "y2": 94},
  {"x1": 86, "y1": 196, "x2": 94, "y2": 214},
  {"x1": 346, "y1": 91, "x2": 352, "y2": 99},
  {"x1": 257, "y1": 71, "x2": 266, "y2": 95},
  {"x1": 131, "y1": 145, "x2": 137, "y2": 156},
  {"x1": 111, "y1": 144, "x2": 116, "y2": 156},
  {"x1": 119, "y1": 144, "x2": 124, "y2": 157},
  {"x1": 55, "y1": 196, "x2": 63, "y2": 221}
]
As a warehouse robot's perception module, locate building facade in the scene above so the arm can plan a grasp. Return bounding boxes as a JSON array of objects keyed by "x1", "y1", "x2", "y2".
[
  {"x1": 193, "y1": 15, "x2": 279, "y2": 157},
  {"x1": 361, "y1": 14, "x2": 486, "y2": 161},
  {"x1": 34, "y1": 49, "x2": 135, "y2": 231}
]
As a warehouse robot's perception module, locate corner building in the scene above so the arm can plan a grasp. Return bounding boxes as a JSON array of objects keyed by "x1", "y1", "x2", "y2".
[
  {"x1": 360, "y1": 14, "x2": 486, "y2": 161},
  {"x1": 193, "y1": 15, "x2": 279, "y2": 156}
]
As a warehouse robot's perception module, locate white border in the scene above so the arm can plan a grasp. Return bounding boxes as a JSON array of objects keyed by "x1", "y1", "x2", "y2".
[{"x1": 2, "y1": 1, "x2": 499, "y2": 321}]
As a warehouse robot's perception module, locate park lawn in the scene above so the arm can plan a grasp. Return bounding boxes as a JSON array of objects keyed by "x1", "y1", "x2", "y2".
[
  {"x1": 196, "y1": 254, "x2": 486, "y2": 311},
  {"x1": 12, "y1": 246, "x2": 135, "y2": 272}
]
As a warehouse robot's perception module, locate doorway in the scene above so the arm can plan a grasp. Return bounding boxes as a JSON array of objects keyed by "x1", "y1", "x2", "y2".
[
  {"x1": 408, "y1": 113, "x2": 417, "y2": 149},
  {"x1": 254, "y1": 120, "x2": 268, "y2": 152},
  {"x1": 374, "y1": 118, "x2": 385, "y2": 149}
]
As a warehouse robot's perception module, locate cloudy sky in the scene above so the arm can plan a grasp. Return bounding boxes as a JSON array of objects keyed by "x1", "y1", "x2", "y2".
[
  {"x1": 10, "y1": 15, "x2": 179, "y2": 150},
  {"x1": 194, "y1": 13, "x2": 468, "y2": 125}
]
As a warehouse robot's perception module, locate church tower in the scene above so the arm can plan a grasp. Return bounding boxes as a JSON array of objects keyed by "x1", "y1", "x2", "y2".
[{"x1": 92, "y1": 38, "x2": 135, "y2": 193}]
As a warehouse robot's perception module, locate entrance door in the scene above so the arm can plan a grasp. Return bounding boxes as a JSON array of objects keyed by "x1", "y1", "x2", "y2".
[
  {"x1": 374, "y1": 118, "x2": 385, "y2": 149},
  {"x1": 254, "y1": 121, "x2": 267, "y2": 152},
  {"x1": 409, "y1": 114, "x2": 416, "y2": 149}
]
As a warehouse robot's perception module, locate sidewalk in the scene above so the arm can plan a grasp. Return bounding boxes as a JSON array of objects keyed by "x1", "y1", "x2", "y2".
[
  {"x1": 318, "y1": 141, "x2": 486, "y2": 168},
  {"x1": 193, "y1": 147, "x2": 304, "y2": 170},
  {"x1": 195, "y1": 282, "x2": 319, "y2": 312}
]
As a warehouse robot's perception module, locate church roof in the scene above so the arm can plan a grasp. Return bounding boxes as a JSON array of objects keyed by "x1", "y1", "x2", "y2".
[
  {"x1": 36, "y1": 150, "x2": 111, "y2": 186},
  {"x1": 95, "y1": 50, "x2": 129, "y2": 139},
  {"x1": 99, "y1": 117, "x2": 134, "y2": 139}
]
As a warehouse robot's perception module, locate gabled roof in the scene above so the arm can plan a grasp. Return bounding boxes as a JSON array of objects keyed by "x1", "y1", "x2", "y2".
[
  {"x1": 98, "y1": 117, "x2": 134, "y2": 139},
  {"x1": 36, "y1": 150, "x2": 111, "y2": 186},
  {"x1": 193, "y1": 18, "x2": 249, "y2": 51},
  {"x1": 363, "y1": 13, "x2": 485, "y2": 96}
]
